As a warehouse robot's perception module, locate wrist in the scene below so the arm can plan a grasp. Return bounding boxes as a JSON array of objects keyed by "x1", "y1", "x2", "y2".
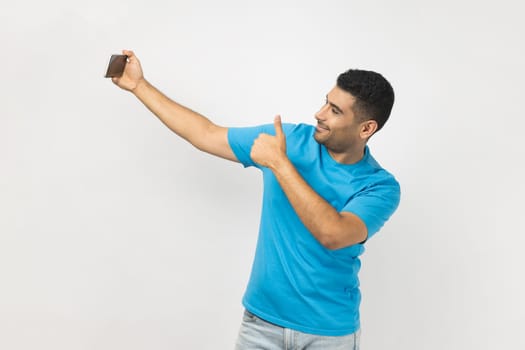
[
  {"x1": 131, "y1": 77, "x2": 148, "y2": 94},
  {"x1": 269, "y1": 153, "x2": 291, "y2": 173}
]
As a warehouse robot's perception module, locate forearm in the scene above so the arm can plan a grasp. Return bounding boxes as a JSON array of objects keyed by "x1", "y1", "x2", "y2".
[
  {"x1": 270, "y1": 158, "x2": 365, "y2": 249},
  {"x1": 132, "y1": 79, "x2": 216, "y2": 148}
]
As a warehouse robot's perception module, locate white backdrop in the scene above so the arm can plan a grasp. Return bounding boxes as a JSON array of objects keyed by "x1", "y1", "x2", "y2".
[{"x1": 1, "y1": 0, "x2": 524, "y2": 349}]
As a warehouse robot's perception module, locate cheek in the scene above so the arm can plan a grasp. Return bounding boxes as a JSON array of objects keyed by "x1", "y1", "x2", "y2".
[
  {"x1": 332, "y1": 123, "x2": 360, "y2": 141},
  {"x1": 330, "y1": 119, "x2": 348, "y2": 133}
]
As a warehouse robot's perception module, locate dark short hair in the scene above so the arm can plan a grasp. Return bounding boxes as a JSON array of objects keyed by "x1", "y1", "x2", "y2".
[{"x1": 337, "y1": 69, "x2": 395, "y2": 132}]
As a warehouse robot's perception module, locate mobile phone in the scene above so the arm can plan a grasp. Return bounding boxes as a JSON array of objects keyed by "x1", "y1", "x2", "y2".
[{"x1": 104, "y1": 54, "x2": 128, "y2": 78}]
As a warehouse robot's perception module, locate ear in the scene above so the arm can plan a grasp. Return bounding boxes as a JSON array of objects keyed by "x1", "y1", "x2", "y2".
[{"x1": 360, "y1": 120, "x2": 378, "y2": 139}]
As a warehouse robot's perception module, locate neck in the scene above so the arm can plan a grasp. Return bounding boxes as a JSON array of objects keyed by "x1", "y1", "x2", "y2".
[{"x1": 327, "y1": 145, "x2": 366, "y2": 164}]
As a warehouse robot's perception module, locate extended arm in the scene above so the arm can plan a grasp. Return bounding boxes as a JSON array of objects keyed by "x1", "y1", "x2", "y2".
[
  {"x1": 250, "y1": 116, "x2": 368, "y2": 250},
  {"x1": 111, "y1": 50, "x2": 237, "y2": 162}
]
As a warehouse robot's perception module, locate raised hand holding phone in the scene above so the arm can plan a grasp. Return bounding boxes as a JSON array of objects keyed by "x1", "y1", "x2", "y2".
[{"x1": 108, "y1": 50, "x2": 145, "y2": 92}]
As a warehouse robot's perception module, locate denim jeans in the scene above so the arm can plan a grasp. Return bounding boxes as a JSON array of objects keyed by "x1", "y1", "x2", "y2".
[{"x1": 235, "y1": 310, "x2": 360, "y2": 350}]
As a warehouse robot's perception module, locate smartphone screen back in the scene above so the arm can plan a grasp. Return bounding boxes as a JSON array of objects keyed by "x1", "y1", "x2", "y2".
[{"x1": 105, "y1": 55, "x2": 128, "y2": 78}]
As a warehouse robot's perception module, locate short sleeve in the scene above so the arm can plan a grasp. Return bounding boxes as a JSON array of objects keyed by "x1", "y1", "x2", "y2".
[
  {"x1": 228, "y1": 123, "x2": 296, "y2": 168},
  {"x1": 342, "y1": 177, "x2": 400, "y2": 240}
]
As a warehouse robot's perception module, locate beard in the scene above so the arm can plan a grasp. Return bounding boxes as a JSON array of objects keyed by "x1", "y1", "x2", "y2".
[{"x1": 314, "y1": 129, "x2": 356, "y2": 155}]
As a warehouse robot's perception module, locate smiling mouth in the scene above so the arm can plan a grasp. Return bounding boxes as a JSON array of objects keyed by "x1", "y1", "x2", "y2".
[{"x1": 316, "y1": 123, "x2": 329, "y2": 132}]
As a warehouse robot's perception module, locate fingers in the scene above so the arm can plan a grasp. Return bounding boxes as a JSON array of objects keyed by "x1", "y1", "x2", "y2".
[
  {"x1": 122, "y1": 49, "x2": 135, "y2": 59},
  {"x1": 274, "y1": 115, "x2": 284, "y2": 139},
  {"x1": 121, "y1": 50, "x2": 138, "y2": 66}
]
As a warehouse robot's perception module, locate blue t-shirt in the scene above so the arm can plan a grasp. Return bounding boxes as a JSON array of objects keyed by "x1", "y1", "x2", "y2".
[{"x1": 228, "y1": 123, "x2": 400, "y2": 336}]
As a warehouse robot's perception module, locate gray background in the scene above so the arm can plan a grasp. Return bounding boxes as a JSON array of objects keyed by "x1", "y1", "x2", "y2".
[{"x1": 1, "y1": 0, "x2": 524, "y2": 349}]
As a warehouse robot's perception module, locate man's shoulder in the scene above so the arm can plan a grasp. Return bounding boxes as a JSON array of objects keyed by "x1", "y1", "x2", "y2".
[{"x1": 361, "y1": 149, "x2": 400, "y2": 188}]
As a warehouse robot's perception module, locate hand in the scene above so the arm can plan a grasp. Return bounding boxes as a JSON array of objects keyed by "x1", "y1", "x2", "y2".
[
  {"x1": 250, "y1": 115, "x2": 288, "y2": 169},
  {"x1": 111, "y1": 50, "x2": 145, "y2": 92}
]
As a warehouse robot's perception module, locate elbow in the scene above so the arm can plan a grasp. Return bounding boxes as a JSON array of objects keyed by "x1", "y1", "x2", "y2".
[
  {"x1": 189, "y1": 122, "x2": 218, "y2": 151},
  {"x1": 320, "y1": 240, "x2": 342, "y2": 251},
  {"x1": 317, "y1": 228, "x2": 367, "y2": 251},
  {"x1": 317, "y1": 232, "x2": 345, "y2": 250}
]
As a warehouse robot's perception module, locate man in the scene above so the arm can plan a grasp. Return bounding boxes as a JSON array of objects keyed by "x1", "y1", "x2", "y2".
[{"x1": 111, "y1": 50, "x2": 400, "y2": 349}]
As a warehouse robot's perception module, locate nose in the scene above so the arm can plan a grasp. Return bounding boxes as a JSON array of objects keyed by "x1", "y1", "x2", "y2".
[{"x1": 315, "y1": 103, "x2": 329, "y2": 121}]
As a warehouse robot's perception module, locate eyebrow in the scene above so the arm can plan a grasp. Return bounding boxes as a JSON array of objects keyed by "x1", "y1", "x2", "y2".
[{"x1": 326, "y1": 95, "x2": 344, "y2": 114}]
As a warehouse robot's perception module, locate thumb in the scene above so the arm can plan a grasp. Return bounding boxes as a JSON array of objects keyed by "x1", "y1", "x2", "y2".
[{"x1": 274, "y1": 115, "x2": 284, "y2": 139}]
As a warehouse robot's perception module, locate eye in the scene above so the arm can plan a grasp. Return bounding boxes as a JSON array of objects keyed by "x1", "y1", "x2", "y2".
[{"x1": 332, "y1": 108, "x2": 340, "y2": 115}]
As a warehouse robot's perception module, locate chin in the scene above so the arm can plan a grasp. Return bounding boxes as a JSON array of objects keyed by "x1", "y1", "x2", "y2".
[{"x1": 313, "y1": 132, "x2": 327, "y2": 145}]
